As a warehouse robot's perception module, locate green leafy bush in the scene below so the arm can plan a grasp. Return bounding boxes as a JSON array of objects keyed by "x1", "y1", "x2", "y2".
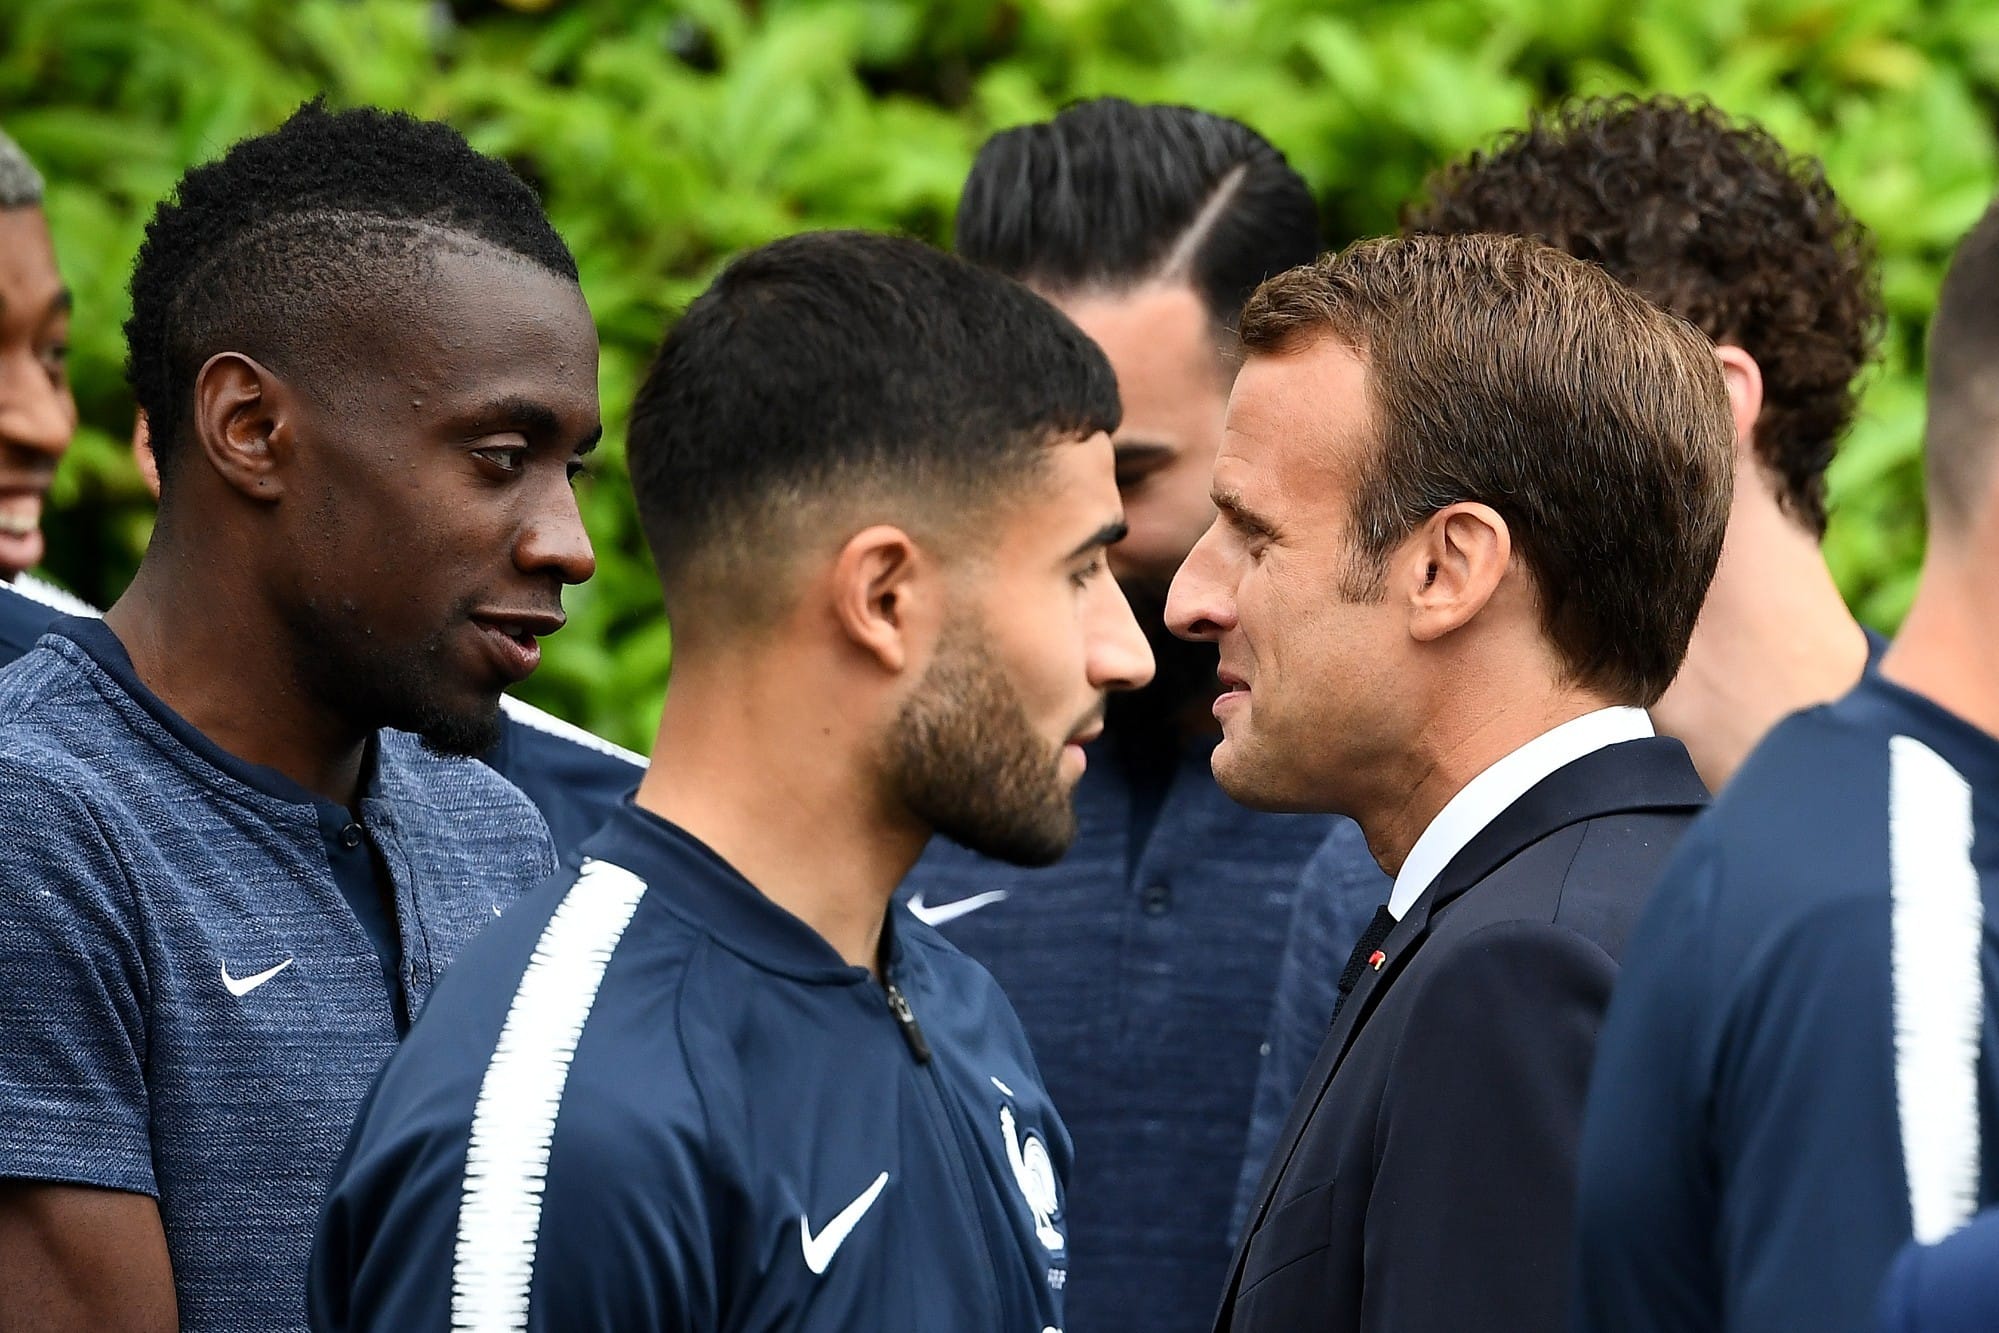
[{"x1": 5, "y1": 0, "x2": 1991, "y2": 749}]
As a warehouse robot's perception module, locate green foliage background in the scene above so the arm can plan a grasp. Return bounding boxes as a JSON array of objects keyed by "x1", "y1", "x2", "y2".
[{"x1": 5, "y1": 0, "x2": 1993, "y2": 750}]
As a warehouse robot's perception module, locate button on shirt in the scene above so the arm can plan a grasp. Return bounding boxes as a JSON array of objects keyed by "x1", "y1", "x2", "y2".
[
  {"x1": 0, "y1": 618, "x2": 557, "y2": 1332},
  {"x1": 898, "y1": 731, "x2": 1379, "y2": 1333}
]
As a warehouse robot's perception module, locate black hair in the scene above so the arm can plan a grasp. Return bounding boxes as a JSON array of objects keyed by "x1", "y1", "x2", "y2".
[
  {"x1": 954, "y1": 97, "x2": 1321, "y2": 326},
  {"x1": 627, "y1": 230, "x2": 1120, "y2": 633},
  {"x1": 126, "y1": 98, "x2": 579, "y2": 477}
]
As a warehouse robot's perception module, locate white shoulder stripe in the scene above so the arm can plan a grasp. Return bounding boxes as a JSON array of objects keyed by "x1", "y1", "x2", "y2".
[
  {"x1": 1888, "y1": 734, "x2": 1985, "y2": 1244},
  {"x1": 9, "y1": 573, "x2": 100, "y2": 618},
  {"x1": 498, "y1": 694, "x2": 646, "y2": 769},
  {"x1": 452, "y1": 859, "x2": 651, "y2": 1331}
]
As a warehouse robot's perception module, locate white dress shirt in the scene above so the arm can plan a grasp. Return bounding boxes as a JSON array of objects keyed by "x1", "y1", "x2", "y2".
[{"x1": 1386, "y1": 707, "x2": 1655, "y2": 920}]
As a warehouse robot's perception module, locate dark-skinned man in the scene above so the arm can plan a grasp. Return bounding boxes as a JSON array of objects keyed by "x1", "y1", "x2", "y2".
[
  {"x1": 0, "y1": 103, "x2": 599, "y2": 1333},
  {"x1": 310, "y1": 231, "x2": 1154, "y2": 1332},
  {"x1": 0, "y1": 123, "x2": 89, "y2": 653},
  {"x1": 0, "y1": 124, "x2": 640, "y2": 866}
]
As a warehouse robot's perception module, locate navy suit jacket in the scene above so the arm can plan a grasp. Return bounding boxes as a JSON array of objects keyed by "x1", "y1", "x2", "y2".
[{"x1": 1216, "y1": 737, "x2": 1708, "y2": 1333}]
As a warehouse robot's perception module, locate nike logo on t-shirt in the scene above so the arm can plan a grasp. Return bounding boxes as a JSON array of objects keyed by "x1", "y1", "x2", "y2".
[
  {"x1": 907, "y1": 889, "x2": 1010, "y2": 928},
  {"x1": 221, "y1": 958, "x2": 295, "y2": 998},
  {"x1": 800, "y1": 1171, "x2": 890, "y2": 1274}
]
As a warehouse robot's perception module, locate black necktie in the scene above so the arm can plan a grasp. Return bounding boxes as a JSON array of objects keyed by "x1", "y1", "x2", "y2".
[{"x1": 1332, "y1": 905, "x2": 1398, "y2": 1022}]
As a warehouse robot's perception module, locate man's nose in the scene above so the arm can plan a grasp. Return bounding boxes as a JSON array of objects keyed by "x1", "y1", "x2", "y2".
[
  {"x1": 1165, "y1": 521, "x2": 1234, "y2": 643},
  {"x1": 1088, "y1": 576, "x2": 1156, "y2": 694},
  {"x1": 0, "y1": 350, "x2": 75, "y2": 461},
  {"x1": 517, "y1": 483, "x2": 597, "y2": 587}
]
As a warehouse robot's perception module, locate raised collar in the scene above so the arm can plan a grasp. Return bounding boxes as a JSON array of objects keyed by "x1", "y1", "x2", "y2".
[{"x1": 578, "y1": 802, "x2": 902, "y2": 986}]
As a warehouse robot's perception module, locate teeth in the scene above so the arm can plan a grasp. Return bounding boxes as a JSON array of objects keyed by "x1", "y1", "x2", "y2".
[{"x1": 0, "y1": 494, "x2": 38, "y2": 536}]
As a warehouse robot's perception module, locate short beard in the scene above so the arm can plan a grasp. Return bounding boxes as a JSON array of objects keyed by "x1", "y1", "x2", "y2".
[
  {"x1": 1103, "y1": 575, "x2": 1220, "y2": 767},
  {"x1": 282, "y1": 594, "x2": 503, "y2": 760},
  {"x1": 888, "y1": 617, "x2": 1079, "y2": 867}
]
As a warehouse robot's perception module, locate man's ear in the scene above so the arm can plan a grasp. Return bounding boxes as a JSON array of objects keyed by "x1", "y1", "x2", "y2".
[
  {"x1": 191, "y1": 352, "x2": 293, "y2": 502},
  {"x1": 829, "y1": 524, "x2": 941, "y2": 675},
  {"x1": 1403, "y1": 502, "x2": 1512, "y2": 644},
  {"x1": 1714, "y1": 344, "x2": 1764, "y2": 463}
]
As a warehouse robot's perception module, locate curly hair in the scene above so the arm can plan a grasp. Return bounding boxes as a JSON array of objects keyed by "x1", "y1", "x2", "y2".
[
  {"x1": 126, "y1": 98, "x2": 577, "y2": 481},
  {"x1": 1404, "y1": 95, "x2": 1882, "y2": 535}
]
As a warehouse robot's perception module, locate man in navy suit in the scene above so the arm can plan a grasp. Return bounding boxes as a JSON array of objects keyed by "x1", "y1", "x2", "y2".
[{"x1": 1168, "y1": 233, "x2": 1736, "y2": 1333}]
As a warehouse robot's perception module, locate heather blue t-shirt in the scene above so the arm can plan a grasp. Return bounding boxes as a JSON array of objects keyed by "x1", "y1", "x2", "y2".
[
  {"x1": 0, "y1": 579, "x2": 640, "y2": 864},
  {"x1": 0, "y1": 617, "x2": 558, "y2": 1332},
  {"x1": 897, "y1": 730, "x2": 1382, "y2": 1333}
]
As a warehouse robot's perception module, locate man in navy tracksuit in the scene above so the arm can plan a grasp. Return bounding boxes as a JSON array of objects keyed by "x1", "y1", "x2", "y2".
[
  {"x1": 1572, "y1": 197, "x2": 1999, "y2": 1333},
  {"x1": 311, "y1": 230, "x2": 1154, "y2": 1330}
]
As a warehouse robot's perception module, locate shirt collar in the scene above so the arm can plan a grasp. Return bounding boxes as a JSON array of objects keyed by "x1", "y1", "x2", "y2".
[
  {"x1": 1387, "y1": 706, "x2": 1655, "y2": 920},
  {"x1": 579, "y1": 802, "x2": 890, "y2": 985}
]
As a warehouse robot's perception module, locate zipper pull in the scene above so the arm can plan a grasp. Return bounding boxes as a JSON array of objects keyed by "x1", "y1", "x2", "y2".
[{"x1": 884, "y1": 980, "x2": 932, "y2": 1065}]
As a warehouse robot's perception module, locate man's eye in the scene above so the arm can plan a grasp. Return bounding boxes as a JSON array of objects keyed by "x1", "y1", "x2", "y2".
[
  {"x1": 566, "y1": 459, "x2": 590, "y2": 487},
  {"x1": 1071, "y1": 558, "x2": 1103, "y2": 589},
  {"x1": 473, "y1": 447, "x2": 527, "y2": 474}
]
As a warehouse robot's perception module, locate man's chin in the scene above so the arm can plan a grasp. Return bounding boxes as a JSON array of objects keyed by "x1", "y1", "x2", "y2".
[{"x1": 406, "y1": 691, "x2": 505, "y2": 759}]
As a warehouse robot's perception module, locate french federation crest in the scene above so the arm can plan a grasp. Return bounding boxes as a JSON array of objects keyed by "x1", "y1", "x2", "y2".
[{"x1": 1000, "y1": 1103, "x2": 1065, "y2": 1253}]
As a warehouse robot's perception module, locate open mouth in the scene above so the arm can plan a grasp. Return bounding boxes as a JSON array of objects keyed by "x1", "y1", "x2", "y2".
[
  {"x1": 0, "y1": 490, "x2": 46, "y2": 572},
  {"x1": 469, "y1": 611, "x2": 563, "y2": 684}
]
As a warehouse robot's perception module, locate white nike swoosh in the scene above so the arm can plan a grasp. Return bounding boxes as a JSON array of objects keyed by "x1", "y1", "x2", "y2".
[
  {"x1": 907, "y1": 889, "x2": 1010, "y2": 927},
  {"x1": 800, "y1": 1171, "x2": 890, "y2": 1275},
  {"x1": 220, "y1": 957, "x2": 295, "y2": 998}
]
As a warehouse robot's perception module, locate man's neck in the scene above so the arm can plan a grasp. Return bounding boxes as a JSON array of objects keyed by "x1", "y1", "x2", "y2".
[
  {"x1": 1360, "y1": 681, "x2": 1614, "y2": 880},
  {"x1": 1652, "y1": 490, "x2": 1866, "y2": 790},
  {"x1": 1881, "y1": 543, "x2": 1999, "y2": 742},
  {"x1": 104, "y1": 552, "x2": 371, "y2": 806},
  {"x1": 633, "y1": 654, "x2": 924, "y2": 978}
]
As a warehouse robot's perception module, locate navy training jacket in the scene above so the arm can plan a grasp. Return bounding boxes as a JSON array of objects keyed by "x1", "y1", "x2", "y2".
[{"x1": 310, "y1": 802, "x2": 1073, "y2": 1332}]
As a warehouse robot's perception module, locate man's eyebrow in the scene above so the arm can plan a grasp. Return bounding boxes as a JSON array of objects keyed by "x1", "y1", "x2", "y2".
[
  {"x1": 1212, "y1": 487, "x2": 1276, "y2": 537},
  {"x1": 1067, "y1": 520, "x2": 1130, "y2": 560},
  {"x1": 0, "y1": 288, "x2": 73, "y2": 320},
  {"x1": 1113, "y1": 440, "x2": 1174, "y2": 463},
  {"x1": 465, "y1": 395, "x2": 601, "y2": 452}
]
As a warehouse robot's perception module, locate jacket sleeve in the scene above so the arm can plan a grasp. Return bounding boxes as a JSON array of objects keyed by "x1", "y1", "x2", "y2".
[
  {"x1": 1361, "y1": 918, "x2": 1616, "y2": 1333},
  {"x1": 311, "y1": 1060, "x2": 716, "y2": 1331}
]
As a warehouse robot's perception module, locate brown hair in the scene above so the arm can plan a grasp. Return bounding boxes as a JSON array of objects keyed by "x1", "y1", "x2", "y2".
[
  {"x1": 1404, "y1": 95, "x2": 1881, "y2": 537},
  {"x1": 1240, "y1": 233, "x2": 1734, "y2": 706}
]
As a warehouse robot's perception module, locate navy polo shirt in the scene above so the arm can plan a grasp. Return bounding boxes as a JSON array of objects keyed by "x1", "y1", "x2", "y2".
[
  {"x1": 314, "y1": 804, "x2": 1073, "y2": 1332},
  {"x1": 897, "y1": 730, "x2": 1383, "y2": 1333},
  {"x1": 0, "y1": 617, "x2": 557, "y2": 1331}
]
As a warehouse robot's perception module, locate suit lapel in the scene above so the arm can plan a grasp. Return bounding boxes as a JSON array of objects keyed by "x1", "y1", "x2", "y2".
[{"x1": 1219, "y1": 737, "x2": 1708, "y2": 1328}]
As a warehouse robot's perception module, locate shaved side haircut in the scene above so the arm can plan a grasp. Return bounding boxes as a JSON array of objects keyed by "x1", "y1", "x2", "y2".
[
  {"x1": 126, "y1": 99, "x2": 578, "y2": 485},
  {"x1": 0, "y1": 125, "x2": 44, "y2": 208},
  {"x1": 625, "y1": 230, "x2": 1120, "y2": 640},
  {"x1": 1923, "y1": 198, "x2": 1999, "y2": 536}
]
